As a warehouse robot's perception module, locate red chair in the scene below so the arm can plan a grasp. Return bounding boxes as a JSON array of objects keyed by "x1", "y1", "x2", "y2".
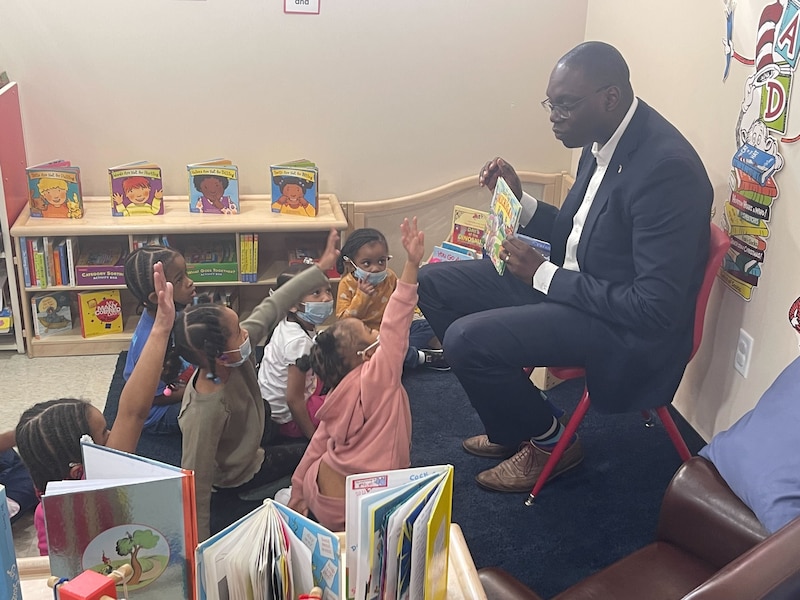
[{"x1": 525, "y1": 223, "x2": 730, "y2": 506}]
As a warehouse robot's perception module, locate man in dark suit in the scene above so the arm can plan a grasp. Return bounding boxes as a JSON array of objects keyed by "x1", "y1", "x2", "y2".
[{"x1": 417, "y1": 41, "x2": 713, "y2": 492}]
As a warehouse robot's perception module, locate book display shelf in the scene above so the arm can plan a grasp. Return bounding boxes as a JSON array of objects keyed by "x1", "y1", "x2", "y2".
[{"x1": 10, "y1": 194, "x2": 347, "y2": 358}]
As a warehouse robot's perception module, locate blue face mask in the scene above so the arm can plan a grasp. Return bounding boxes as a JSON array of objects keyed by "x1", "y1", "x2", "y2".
[
  {"x1": 296, "y1": 300, "x2": 333, "y2": 325},
  {"x1": 347, "y1": 258, "x2": 390, "y2": 286},
  {"x1": 223, "y1": 335, "x2": 251, "y2": 368}
]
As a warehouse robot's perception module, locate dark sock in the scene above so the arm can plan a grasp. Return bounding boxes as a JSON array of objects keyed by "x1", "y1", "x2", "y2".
[{"x1": 530, "y1": 417, "x2": 575, "y2": 451}]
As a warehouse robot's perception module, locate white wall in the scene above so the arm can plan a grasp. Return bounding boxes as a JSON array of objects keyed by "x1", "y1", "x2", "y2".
[
  {"x1": 0, "y1": 0, "x2": 586, "y2": 202},
  {"x1": 586, "y1": 1, "x2": 800, "y2": 438}
]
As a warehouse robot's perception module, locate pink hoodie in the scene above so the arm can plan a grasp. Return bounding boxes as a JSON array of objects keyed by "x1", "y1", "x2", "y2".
[{"x1": 290, "y1": 280, "x2": 416, "y2": 531}]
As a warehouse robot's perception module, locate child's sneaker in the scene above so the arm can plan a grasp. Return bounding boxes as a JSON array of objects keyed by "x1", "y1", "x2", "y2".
[{"x1": 421, "y1": 349, "x2": 450, "y2": 371}]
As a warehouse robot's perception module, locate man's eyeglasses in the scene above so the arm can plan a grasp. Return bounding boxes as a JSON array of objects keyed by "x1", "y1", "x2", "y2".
[{"x1": 541, "y1": 85, "x2": 612, "y2": 118}]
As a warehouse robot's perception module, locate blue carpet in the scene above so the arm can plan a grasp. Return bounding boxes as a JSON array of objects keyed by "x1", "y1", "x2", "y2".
[{"x1": 105, "y1": 352, "x2": 706, "y2": 598}]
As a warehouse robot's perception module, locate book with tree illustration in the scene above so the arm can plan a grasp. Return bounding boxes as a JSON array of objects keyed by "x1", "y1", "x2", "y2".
[
  {"x1": 270, "y1": 159, "x2": 319, "y2": 217},
  {"x1": 27, "y1": 160, "x2": 84, "y2": 218},
  {"x1": 42, "y1": 440, "x2": 197, "y2": 600},
  {"x1": 484, "y1": 177, "x2": 522, "y2": 275},
  {"x1": 187, "y1": 159, "x2": 240, "y2": 214},
  {"x1": 109, "y1": 161, "x2": 164, "y2": 216}
]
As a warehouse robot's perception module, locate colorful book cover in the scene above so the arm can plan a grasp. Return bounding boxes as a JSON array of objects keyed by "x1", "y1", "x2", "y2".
[
  {"x1": 450, "y1": 205, "x2": 488, "y2": 256},
  {"x1": 27, "y1": 159, "x2": 84, "y2": 219},
  {"x1": 732, "y1": 142, "x2": 778, "y2": 186},
  {"x1": 0, "y1": 485, "x2": 21, "y2": 600},
  {"x1": 43, "y1": 441, "x2": 196, "y2": 600},
  {"x1": 515, "y1": 233, "x2": 552, "y2": 261},
  {"x1": 270, "y1": 159, "x2": 319, "y2": 217},
  {"x1": 440, "y1": 241, "x2": 478, "y2": 258},
  {"x1": 77, "y1": 289, "x2": 123, "y2": 337},
  {"x1": 74, "y1": 240, "x2": 127, "y2": 286},
  {"x1": 31, "y1": 291, "x2": 73, "y2": 339},
  {"x1": 187, "y1": 159, "x2": 239, "y2": 214},
  {"x1": 109, "y1": 161, "x2": 164, "y2": 216},
  {"x1": 428, "y1": 245, "x2": 475, "y2": 264},
  {"x1": 485, "y1": 177, "x2": 522, "y2": 276}
]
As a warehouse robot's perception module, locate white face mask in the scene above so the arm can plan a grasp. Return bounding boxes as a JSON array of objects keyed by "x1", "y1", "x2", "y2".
[
  {"x1": 223, "y1": 335, "x2": 251, "y2": 367},
  {"x1": 296, "y1": 300, "x2": 334, "y2": 325},
  {"x1": 356, "y1": 336, "x2": 380, "y2": 358}
]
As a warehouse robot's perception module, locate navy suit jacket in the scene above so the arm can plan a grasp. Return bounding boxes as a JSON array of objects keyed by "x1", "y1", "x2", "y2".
[{"x1": 520, "y1": 100, "x2": 713, "y2": 412}]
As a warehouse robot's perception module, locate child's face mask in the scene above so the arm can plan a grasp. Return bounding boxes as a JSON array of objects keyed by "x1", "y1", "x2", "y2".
[
  {"x1": 346, "y1": 257, "x2": 390, "y2": 286},
  {"x1": 357, "y1": 336, "x2": 380, "y2": 358},
  {"x1": 296, "y1": 300, "x2": 334, "y2": 325},
  {"x1": 223, "y1": 335, "x2": 252, "y2": 367}
]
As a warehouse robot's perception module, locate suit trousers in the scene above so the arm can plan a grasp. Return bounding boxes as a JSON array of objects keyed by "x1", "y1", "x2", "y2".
[{"x1": 418, "y1": 258, "x2": 592, "y2": 446}]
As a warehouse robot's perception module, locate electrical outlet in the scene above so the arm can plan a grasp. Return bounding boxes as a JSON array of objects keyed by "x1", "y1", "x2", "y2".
[{"x1": 734, "y1": 328, "x2": 754, "y2": 378}]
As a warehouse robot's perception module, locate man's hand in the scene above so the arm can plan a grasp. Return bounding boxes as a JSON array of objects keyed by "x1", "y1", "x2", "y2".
[
  {"x1": 317, "y1": 228, "x2": 341, "y2": 273},
  {"x1": 478, "y1": 157, "x2": 523, "y2": 200},
  {"x1": 500, "y1": 236, "x2": 545, "y2": 284}
]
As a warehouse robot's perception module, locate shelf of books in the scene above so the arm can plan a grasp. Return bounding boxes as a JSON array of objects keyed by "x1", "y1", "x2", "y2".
[{"x1": 10, "y1": 194, "x2": 347, "y2": 357}]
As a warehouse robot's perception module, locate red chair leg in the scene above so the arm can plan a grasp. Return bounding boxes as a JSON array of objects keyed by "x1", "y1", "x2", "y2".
[
  {"x1": 655, "y1": 406, "x2": 692, "y2": 462},
  {"x1": 525, "y1": 386, "x2": 590, "y2": 506}
]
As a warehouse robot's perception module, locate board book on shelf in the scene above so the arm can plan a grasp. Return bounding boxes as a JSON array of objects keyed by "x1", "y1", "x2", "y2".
[
  {"x1": 109, "y1": 161, "x2": 164, "y2": 216},
  {"x1": 450, "y1": 205, "x2": 488, "y2": 257},
  {"x1": 187, "y1": 159, "x2": 240, "y2": 215},
  {"x1": 270, "y1": 159, "x2": 319, "y2": 217},
  {"x1": 0, "y1": 485, "x2": 21, "y2": 600},
  {"x1": 485, "y1": 177, "x2": 522, "y2": 276},
  {"x1": 77, "y1": 289, "x2": 123, "y2": 337},
  {"x1": 26, "y1": 159, "x2": 84, "y2": 219},
  {"x1": 31, "y1": 291, "x2": 73, "y2": 339},
  {"x1": 42, "y1": 440, "x2": 197, "y2": 600}
]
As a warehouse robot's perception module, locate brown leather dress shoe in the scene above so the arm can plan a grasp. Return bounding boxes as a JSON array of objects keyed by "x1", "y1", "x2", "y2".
[
  {"x1": 475, "y1": 438, "x2": 584, "y2": 492},
  {"x1": 462, "y1": 435, "x2": 516, "y2": 459}
]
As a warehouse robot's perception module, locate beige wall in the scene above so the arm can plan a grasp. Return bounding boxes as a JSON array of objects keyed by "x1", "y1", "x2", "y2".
[
  {"x1": 586, "y1": 1, "x2": 800, "y2": 438},
  {"x1": 0, "y1": 0, "x2": 585, "y2": 202}
]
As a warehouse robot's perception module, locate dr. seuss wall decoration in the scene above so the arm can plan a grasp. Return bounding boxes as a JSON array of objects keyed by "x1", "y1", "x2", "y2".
[{"x1": 721, "y1": 0, "x2": 798, "y2": 301}]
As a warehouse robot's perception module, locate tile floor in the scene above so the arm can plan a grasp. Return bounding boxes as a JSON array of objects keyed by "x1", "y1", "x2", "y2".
[{"x1": 2, "y1": 350, "x2": 118, "y2": 558}]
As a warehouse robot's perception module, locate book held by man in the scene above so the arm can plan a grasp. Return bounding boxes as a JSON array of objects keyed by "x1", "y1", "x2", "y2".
[
  {"x1": 485, "y1": 177, "x2": 522, "y2": 275},
  {"x1": 109, "y1": 161, "x2": 164, "y2": 216},
  {"x1": 187, "y1": 159, "x2": 240, "y2": 214},
  {"x1": 42, "y1": 441, "x2": 197, "y2": 600},
  {"x1": 26, "y1": 159, "x2": 84, "y2": 218},
  {"x1": 270, "y1": 159, "x2": 319, "y2": 217}
]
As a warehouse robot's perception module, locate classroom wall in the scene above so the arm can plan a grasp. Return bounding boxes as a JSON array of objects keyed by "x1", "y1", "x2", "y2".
[
  {"x1": 585, "y1": 1, "x2": 800, "y2": 438},
  {"x1": 0, "y1": 0, "x2": 586, "y2": 203}
]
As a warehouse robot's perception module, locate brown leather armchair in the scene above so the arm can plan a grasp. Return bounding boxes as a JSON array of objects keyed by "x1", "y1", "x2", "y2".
[{"x1": 478, "y1": 457, "x2": 800, "y2": 600}]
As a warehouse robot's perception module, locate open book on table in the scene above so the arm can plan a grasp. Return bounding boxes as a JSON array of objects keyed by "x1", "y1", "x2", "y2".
[{"x1": 42, "y1": 440, "x2": 197, "y2": 600}]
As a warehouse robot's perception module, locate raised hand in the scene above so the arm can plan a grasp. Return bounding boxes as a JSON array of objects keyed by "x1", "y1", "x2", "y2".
[
  {"x1": 400, "y1": 217, "x2": 425, "y2": 266},
  {"x1": 152, "y1": 261, "x2": 175, "y2": 333},
  {"x1": 478, "y1": 157, "x2": 523, "y2": 200},
  {"x1": 317, "y1": 228, "x2": 341, "y2": 273}
]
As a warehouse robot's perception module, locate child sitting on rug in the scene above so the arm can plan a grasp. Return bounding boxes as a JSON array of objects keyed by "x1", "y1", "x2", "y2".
[
  {"x1": 123, "y1": 245, "x2": 197, "y2": 435},
  {"x1": 287, "y1": 217, "x2": 423, "y2": 531},
  {"x1": 15, "y1": 262, "x2": 176, "y2": 555},
  {"x1": 257, "y1": 263, "x2": 333, "y2": 440},
  {"x1": 173, "y1": 230, "x2": 340, "y2": 541},
  {"x1": 336, "y1": 226, "x2": 449, "y2": 371}
]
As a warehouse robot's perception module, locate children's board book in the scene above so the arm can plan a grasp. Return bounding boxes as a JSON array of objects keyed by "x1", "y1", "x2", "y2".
[
  {"x1": 27, "y1": 160, "x2": 83, "y2": 218},
  {"x1": 346, "y1": 464, "x2": 454, "y2": 600},
  {"x1": 270, "y1": 159, "x2": 319, "y2": 217},
  {"x1": 31, "y1": 291, "x2": 73, "y2": 339},
  {"x1": 42, "y1": 440, "x2": 197, "y2": 600},
  {"x1": 428, "y1": 245, "x2": 476, "y2": 264},
  {"x1": 187, "y1": 159, "x2": 240, "y2": 214},
  {"x1": 0, "y1": 485, "x2": 21, "y2": 600},
  {"x1": 450, "y1": 205, "x2": 488, "y2": 257},
  {"x1": 77, "y1": 289, "x2": 123, "y2": 337},
  {"x1": 485, "y1": 177, "x2": 522, "y2": 276},
  {"x1": 196, "y1": 499, "x2": 340, "y2": 600},
  {"x1": 109, "y1": 161, "x2": 164, "y2": 216}
]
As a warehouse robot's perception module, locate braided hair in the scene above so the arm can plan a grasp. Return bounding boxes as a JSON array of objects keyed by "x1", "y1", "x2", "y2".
[
  {"x1": 296, "y1": 319, "x2": 361, "y2": 389},
  {"x1": 336, "y1": 228, "x2": 388, "y2": 275},
  {"x1": 15, "y1": 399, "x2": 91, "y2": 492},
  {"x1": 173, "y1": 303, "x2": 230, "y2": 381}
]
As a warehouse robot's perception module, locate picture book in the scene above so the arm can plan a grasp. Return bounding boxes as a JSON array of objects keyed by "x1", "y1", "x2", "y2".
[
  {"x1": 270, "y1": 159, "x2": 319, "y2": 217},
  {"x1": 42, "y1": 440, "x2": 197, "y2": 600},
  {"x1": 515, "y1": 233, "x2": 552, "y2": 261},
  {"x1": 31, "y1": 291, "x2": 73, "y2": 339},
  {"x1": 77, "y1": 289, "x2": 123, "y2": 337},
  {"x1": 26, "y1": 159, "x2": 83, "y2": 219},
  {"x1": 187, "y1": 159, "x2": 240, "y2": 215},
  {"x1": 450, "y1": 205, "x2": 489, "y2": 256},
  {"x1": 428, "y1": 245, "x2": 476, "y2": 264},
  {"x1": 109, "y1": 161, "x2": 164, "y2": 216},
  {"x1": 346, "y1": 464, "x2": 454, "y2": 600},
  {"x1": 196, "y1": 499, "x2": 340, "y2": 600},
  {"x1": 484, "y1": 178, "x2": 522, "y2": 276},
  {"x1": 74, "y1": 239, "x2": 127, "y2": 286},
  {"x1": 0, "y1": 485, "x2": 21, "y2": 600}
]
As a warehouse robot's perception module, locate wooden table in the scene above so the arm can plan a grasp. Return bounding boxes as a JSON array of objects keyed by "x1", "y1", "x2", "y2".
[{"x1": 18, "y1": 523, "x2": 486, "y2": 599}]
